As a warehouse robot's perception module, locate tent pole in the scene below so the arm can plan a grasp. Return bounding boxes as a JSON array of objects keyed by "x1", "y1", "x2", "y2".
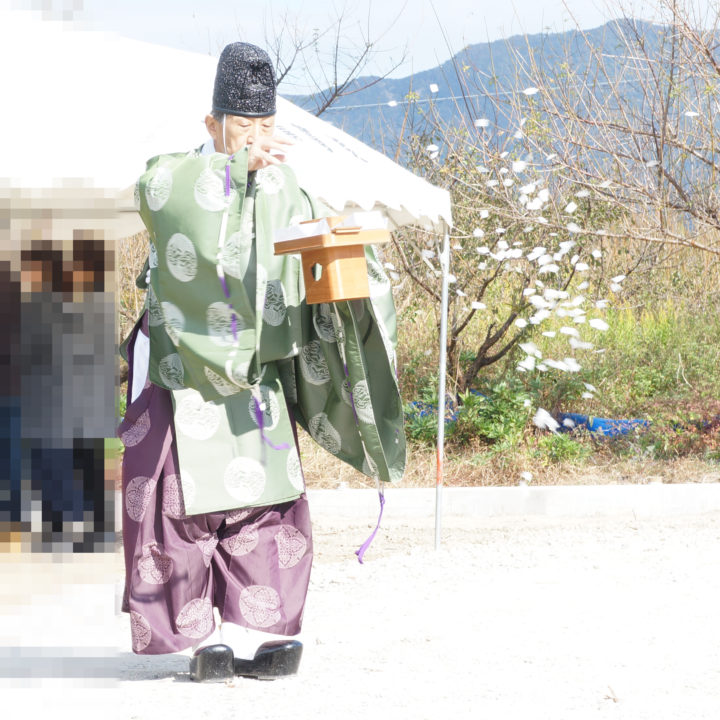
[{"x1": 435, "y1": 229, "x2": 450, "y2": 550}]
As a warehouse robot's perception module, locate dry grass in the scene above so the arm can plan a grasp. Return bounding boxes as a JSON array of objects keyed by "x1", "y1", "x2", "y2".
[{"x1": 300, "y1": 431, "x2": 720, "y2": 489}]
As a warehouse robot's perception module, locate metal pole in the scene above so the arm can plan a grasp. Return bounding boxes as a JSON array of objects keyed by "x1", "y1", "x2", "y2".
[{"x1": 435, "y1": 230, "x2": 450, "y2": 550}]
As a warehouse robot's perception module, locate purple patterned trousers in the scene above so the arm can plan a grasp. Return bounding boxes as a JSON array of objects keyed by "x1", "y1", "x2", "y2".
[{"x1": 118, "y1": 318, "x2": 313, "y2": 655}]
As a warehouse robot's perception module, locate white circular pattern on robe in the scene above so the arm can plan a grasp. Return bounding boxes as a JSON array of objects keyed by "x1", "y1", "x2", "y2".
[
  {"x1": 130, "y1": 611, "x2": 152, "y2": 652},
  {"x1": 350, "y1": 380, "x2": 374, "y2": 424},
  {"x1": 228, "y1": 360, "x2": 251, "y2": 386},
  {"x1": 162, "y1": 474, "x2": 186, "y2": 519},
  {"x1": 125, "y1": 476, "x2": 158, "y2": 522},
  {"x1": 165, "y1": 233, "x2": 198, "y2": 282},
  {"x1": 194, "y1": 167, "x2": 236, "y2": 211},
  {"x1": 138, "y1": 541, "x2": 174, "y2": 584},
  {"x1": 274, "y1": 525, "x2": 307, "y2": 569},
  {"x1": 207, "y1": 302, "x2": 246, "y2": 346},
  {"x1": 313, "y1": 303, "x2": 337, "y2": 343},
  {"x1": 161, "y1": 302, "x2": 185, "y2": 346},
  {"x1": 148, "y1": 241, "x2": 158, "y2": 268},
  {"x1": 299, "y1": 341, "x2": 331, "y2": 385},
  {"x1": 158, "y1": 353, "x2": 185, "y2": 389},
  {"x1": 362, "y1": 455, "x2": 379, "y2": 479},
  {"x1": 286, "y1": 447, "x2": 304, "y2": 492},
  {"x1": 175, "y1": 392, "x2": 221, "y2": 440},
  {"x1": 220, "y1": 524, "x2": 259, "y2": 556},
  {"x1": 121, "y1": 409, "x2": 151, "y2": 447},
  {"x1": 256, "y1": 166, "x2": 285, "y2": 195},
  {"x1": 176, "y1": 597, "x2": 214, "y2": 639},
  {"x1": 146, "y1": 285, "x2": 164, "y2": 327},
  {"x1": 221, "y1": 231, "x2": 253, "y2": 278},
  {"x1": 180, "y1": 471, "x2": 196, "y2": 510},
  {"x1": 238, "y1": 586, "x2": 282, "y2": 628},
  {"x1": 367, "y1": 257, "x2": 391, "y2": 296},
  {"x1": 248, "y1": 385, "x2": 280, "y2": 431},
  {"x1": 195, "y1": 533, "x2": 219, "y2": 568},
  {"x1": 204, "y1": 366, "x2": 241, "y2": 397},
  {"x1": 224, "y1": 457, "x2": 266, "y2": 504},
  {"x1": 145, "y1": 166, "x2": 172, "y2": 212},
  {"x1": 263, "y1": 280, "x2": 287, "y2": 326},
  {"x1": 308, "y1": 413, "x2": 342, "y2": 454}
]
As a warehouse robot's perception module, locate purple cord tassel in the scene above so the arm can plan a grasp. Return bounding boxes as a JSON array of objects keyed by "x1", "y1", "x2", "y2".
[
  {"x1": 355, "y1": 489, "x2": 385, "y2": 564},
  {"x1": 253, "y1": 396, "x2": 290, "y2": 452},
  {"x1": 224, "y1": 154, "x2": 234, "y2": 197}
]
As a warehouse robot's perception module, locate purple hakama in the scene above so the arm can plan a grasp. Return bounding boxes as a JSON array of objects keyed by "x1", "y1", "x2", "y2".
[{"x1": 118, "y1": 318, "x2": 313, "y2": 655}]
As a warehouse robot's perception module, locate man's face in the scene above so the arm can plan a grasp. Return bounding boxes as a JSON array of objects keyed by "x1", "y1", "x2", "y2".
[{"x1": 205, "y1": 114, "x2": 276, "y2": 155}]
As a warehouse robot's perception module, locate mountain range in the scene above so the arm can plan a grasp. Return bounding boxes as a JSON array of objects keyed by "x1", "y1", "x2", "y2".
[{"x1": 281, "y1": 19, "x2": 666, "y2": 156}]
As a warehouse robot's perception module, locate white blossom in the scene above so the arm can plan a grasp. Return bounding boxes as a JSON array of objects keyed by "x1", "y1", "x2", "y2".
[
  {"x1": 530, "y1": 309, "x2": 551, "y2": 324},
  {"x1": 538, "y1": 263, "x2": 560, "y2": 274},
  {"x1": 520, "y1": 342, "x2": 542, "y2": 358},
  {"x1": 518, "y1": 356, "x2": 536, "y2": 371},
  {"x1": 533, "y1": 408, "x2": 559, "y2": 432},
  {"x1": 570, "y1": 337, "x2": 593, "y2": 350}
]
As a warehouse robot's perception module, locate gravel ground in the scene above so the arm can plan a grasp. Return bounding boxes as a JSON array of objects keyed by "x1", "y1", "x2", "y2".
[{"x1": 5, "y1": 511, "x2": 720, "y2": 719}]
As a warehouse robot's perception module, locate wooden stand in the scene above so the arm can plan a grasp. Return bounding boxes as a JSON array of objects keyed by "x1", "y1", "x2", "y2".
[{"x1": 274, "y1": 215, "x2": 390, "y2": 304}]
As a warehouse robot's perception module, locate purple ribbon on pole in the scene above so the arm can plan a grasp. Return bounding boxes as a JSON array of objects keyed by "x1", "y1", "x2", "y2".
[{"x1": 355, "y1": 489, "x2": 385, "y2": 564}]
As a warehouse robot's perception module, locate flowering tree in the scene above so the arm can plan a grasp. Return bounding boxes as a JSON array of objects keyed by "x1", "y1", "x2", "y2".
[
  {"x1": 478, "y1": 1, "x2": 720, "y2": 256},
  {"x1": 390, "y1": 103, "x2": 622, "y2": 397}
]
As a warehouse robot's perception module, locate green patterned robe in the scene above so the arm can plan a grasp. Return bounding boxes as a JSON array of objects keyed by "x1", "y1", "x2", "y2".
[{"x1": 123, "y1": 146, "x2": 405, "y2": 515}]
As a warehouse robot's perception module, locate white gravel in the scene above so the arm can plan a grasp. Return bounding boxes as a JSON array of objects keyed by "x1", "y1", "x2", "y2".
[{"x1": 5, "y1": 511, "x2": 720, "y2": 719}]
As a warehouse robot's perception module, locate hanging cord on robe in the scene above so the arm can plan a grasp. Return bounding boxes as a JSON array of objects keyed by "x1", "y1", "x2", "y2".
[
  {"x1": 214, "y1": 146, "x2": 239, "y2": 343},
  {"x1": 331, "y1": 303, "x2": 386, "y2": 564},
  {"x1": 251, "y1": 386, "x2": 290, "y2": 467}
]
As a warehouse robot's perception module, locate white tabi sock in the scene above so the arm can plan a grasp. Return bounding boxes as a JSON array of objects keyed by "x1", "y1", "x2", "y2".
[{"x1": 220, "y1": 621, "x2": 302, "y2": 660}]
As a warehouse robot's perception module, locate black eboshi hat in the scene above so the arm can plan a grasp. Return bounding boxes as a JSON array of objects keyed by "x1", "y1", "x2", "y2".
[{"x1": 212, "y1": 42, "x2": 277, "y2": 117}]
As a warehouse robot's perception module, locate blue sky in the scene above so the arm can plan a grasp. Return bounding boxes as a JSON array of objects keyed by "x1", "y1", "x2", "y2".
[{"x1": 17, "y1": 0, "x2": 707, "y2": 91}]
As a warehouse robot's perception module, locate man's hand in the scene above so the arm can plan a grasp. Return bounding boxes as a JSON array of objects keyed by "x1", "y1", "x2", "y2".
[{"x1": 247, "y1": 134, "x2": 292, "y2": 172}]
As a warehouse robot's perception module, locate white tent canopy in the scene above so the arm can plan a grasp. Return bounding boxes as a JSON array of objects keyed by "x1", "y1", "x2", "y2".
[
  {"x1": 2, "y1": 9, "x2": 451, "y2": 233},
  {"x1": 3, "y1": 9, "x2": 452, "y2": 548}
]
